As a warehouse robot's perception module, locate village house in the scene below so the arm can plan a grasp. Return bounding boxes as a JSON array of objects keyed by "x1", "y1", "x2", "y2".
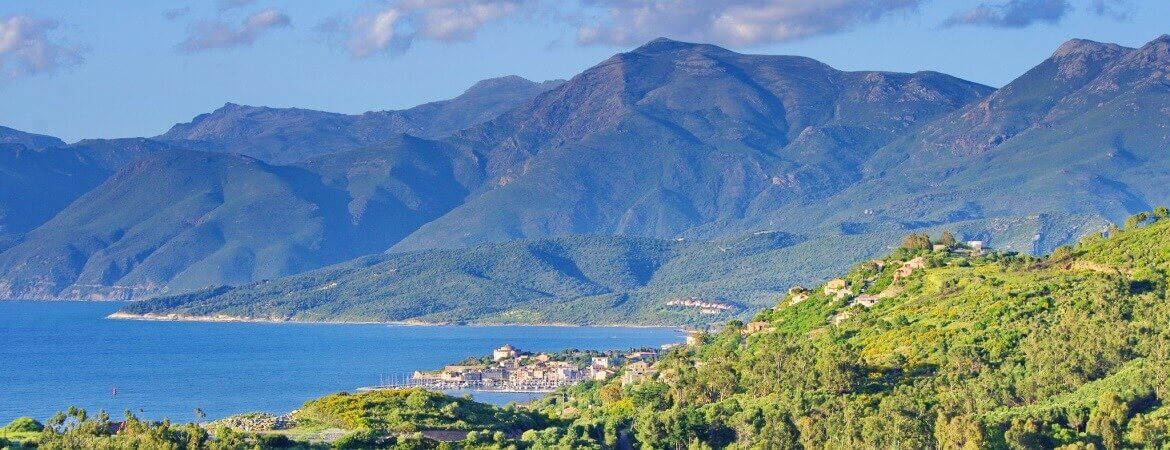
[
  {"x1": 625, "y1": 351, "x2": 657, "y2": 362},
  {"x1": 744, "y1": 321, "x2": 770, "y2": 334},
  {"x1": 823, "y1": 278, "x2": 847, "y2": 295},
  {"x1": 854, "y1": 294, "x2": 880, "y2": 308},
  {"x1": 440, "y1": 365, "x2": 482, "y2": 382},
  {"x1": 621, "y1": 361, "x2": 657, "y2": 386},
  {"x1": 480, "y1": 368, "x2": 506, "y2": 381},
  {"x1": 895, "y1": 257, "x2": 926, "y2": 279}
]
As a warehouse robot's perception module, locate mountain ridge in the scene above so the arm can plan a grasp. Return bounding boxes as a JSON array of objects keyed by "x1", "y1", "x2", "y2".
[
  {"x1": 3, "y1": 36, "x2": 1169, "y2": 326},
  {"x1": 157, "y1": 75, "x2": 565, "y2": 163}
]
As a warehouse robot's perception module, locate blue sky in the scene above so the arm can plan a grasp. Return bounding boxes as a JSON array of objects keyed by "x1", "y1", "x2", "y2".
[{"x1": 0, "y1": 0, "x2": 1166, "y2": 142}]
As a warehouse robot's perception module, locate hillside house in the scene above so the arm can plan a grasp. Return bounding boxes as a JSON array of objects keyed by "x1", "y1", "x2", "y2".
[
  {"x1": 854, "y1": 294, "x2": 880, "y2": 308},
  {"x1": 744, "y1": 321, "x2": 770, "y2": 334},
  {"x1": 621, "y1": 361, "x2": 657, "y2": 386},
  {"x1": 824, "y1": 278, "x2": 848, "y2": 295},
  {"x1": 895, "y1": 257, "x2": 926, "y2": 279}
]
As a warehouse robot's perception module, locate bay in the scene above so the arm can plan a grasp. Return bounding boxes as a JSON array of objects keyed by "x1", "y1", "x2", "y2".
[{"x1": 0, "y1": 301, "x2": 682, "y2": 423}]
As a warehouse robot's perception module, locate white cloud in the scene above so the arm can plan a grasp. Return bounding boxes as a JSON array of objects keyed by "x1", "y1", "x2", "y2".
[
  {"x1": 347, "y1": 8, "x2": 406, "y2": 58},
  {"x1": 0, "y1": 15, "x2": 83, "y2": 81},
  {"x1": 574, "y1": 0, "x2": 923, "y2": 47},
  {"x1": 323, "y1": 0, "x2": 534, "y2": 59},
  {"x1": 178, "y1": 7, "x2": 291, "y2": 53},
  {"x1": 943, "y1": 0, "x2": 1070, "y2": 28}
]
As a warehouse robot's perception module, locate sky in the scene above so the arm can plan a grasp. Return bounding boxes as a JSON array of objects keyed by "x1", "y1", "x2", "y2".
[{"x1": 0, "y1": 0, "x2": 1166, "y2": 142}]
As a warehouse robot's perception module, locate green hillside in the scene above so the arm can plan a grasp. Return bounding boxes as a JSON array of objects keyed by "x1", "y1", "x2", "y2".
[
  {"x1": 521, "y1": 208, "x2": 1170, "y2": 448},
  {"x1": 119, "y1": 233, "x2": 823, "y2": 326},
  {"x1": 0, "y1": 140, "x2": 477, "y2": 300},
  {"x1": 117, "y1": 213, "x2": 1098, "y2": 326}
]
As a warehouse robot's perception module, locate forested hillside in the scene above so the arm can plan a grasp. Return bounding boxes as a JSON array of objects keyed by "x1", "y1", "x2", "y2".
[{"x1": 528, "y1": 208, "x2": 1170, "y2": 448}]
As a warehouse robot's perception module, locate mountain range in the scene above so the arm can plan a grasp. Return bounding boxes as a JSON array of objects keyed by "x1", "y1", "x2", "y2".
[{"x1": 2, "y1": 36, "x2": 1169, "y2": 325}]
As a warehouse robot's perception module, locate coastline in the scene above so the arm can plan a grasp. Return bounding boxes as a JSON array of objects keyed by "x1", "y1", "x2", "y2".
[{"x1": 106, "y1": 311, "x2": 688, "y2": 330}]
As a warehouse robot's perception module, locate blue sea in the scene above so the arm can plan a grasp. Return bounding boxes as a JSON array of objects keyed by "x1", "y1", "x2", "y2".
[{"x1": 0, "y1": 301, "x2": 682, "y2": 423}]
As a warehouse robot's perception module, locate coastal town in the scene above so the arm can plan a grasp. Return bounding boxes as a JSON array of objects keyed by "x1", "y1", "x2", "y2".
[{"x1": 393, "y1": 343, "x2": 677, "y2": 393}]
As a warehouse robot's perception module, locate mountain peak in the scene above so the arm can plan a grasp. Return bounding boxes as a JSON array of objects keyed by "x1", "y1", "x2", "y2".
[
  {"x1": 0, "y1": 125, "x2": 66, "y2": 149},
  {"x1": 630, "y1": 37, "x2": 707, "y2": 54},
  {"x1": 464, "y1": 75, "x2": 536, "y2": 94},
  {"x1": 1051, "y1": 38, "x2": 1128, "y2": 59},
  {"x1": 213, "y1": 102, "x2": 262, "y2": 113},
  {"x1": 1139, "y1": 34, "x2": 1170, "y2": 54}
]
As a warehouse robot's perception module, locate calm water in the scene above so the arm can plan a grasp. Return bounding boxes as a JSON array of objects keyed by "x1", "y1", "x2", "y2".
[{"x1": 0, "y1": 301, "x2": 682, "y2": 423}]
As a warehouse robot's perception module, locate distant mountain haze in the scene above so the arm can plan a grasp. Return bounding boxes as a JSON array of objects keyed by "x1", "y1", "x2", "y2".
[
  {"x1": 795, "y1": 35, "x2": 1170, "y2": 253},
  {"x1": 1, "y1": 37, "x2": 1169, "y2": 323},
  {"x1": 0, "y1": 138, "x2": 187, "y2": 250},
  {"x1": 0, "y1": 139, "x2": 477, "y2": 300},
  {"x1": 156, "y1": 76, "x2": 565, "y2": 164},
  {"x1": 0, "y1": 126, "x2": 66, "y2": 150}
]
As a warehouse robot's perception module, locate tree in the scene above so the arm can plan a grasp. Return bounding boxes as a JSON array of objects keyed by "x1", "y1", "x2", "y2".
[
  {"x1": 938, "y1": 231, "x2": 958, "y2": 247},
  {"x1": 1124, "y1": 212, "x2": 1150, "y2": 229},
  {"x1": 902, "y1": 233, "x2": 932, "y2": 251},
  {"x1": 1004, "y1": 418, "x2": 1046, "y2": 450},
  {"x1": 1153, "y1": 206, "x2": 1170, "y2": 221},
  {"x1": 935, "y1": 414, "x2": 986, "y2": 450},
  {"x1": 1087, "y1": 393, "x2": 1129, "y2": 450},
  {"x1": 1051, "y1": 245, "x2": 1074, "y2": 261},
  {"x1": 598, "y1": 383, "x2": 622, "y2": 405}
]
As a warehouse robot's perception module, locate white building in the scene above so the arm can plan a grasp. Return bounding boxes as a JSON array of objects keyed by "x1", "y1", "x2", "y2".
[{"x1": 493, "y1": 344, "x2": 517, "y2": 361}]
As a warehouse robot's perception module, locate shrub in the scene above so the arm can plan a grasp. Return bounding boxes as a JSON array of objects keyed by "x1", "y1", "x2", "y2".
[{"x1": 3, "y1": 417, "x2": 44, "y2": 433}]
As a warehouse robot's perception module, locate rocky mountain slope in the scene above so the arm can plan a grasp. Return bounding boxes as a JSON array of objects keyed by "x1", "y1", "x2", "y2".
[
  {"x1": 395, "y1": 38, "x2": 994, "y2": 250},
  {"x1": 801, "y1": 35, "x2": 1170, "y2": 248}
]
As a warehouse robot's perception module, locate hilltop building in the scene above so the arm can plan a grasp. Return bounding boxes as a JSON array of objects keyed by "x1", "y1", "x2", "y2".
[{"x1": 493, "y1": 344, "x2": 517, "y2": 361}]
